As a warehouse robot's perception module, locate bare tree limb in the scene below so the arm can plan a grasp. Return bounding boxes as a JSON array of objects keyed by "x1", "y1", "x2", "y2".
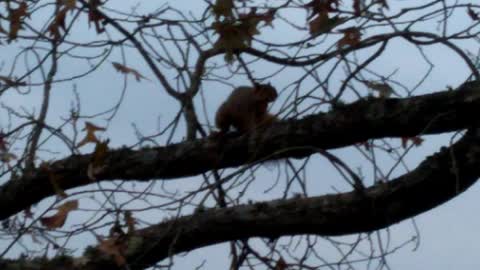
[
  {"x1": 1, "y1": 81, "x2": 480, "y2": 220},
  {"x1": 3, "y1": 124, "x2": 480, "y2": 270}
]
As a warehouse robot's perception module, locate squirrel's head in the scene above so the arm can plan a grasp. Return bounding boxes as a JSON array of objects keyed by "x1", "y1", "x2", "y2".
[{"x1": 253, "y1": 83, "x2": 278, "y2": 102}]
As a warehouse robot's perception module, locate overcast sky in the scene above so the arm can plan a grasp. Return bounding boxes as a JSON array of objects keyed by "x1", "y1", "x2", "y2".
[{"x1": 1, "y1": 0, "x2": 479, "y2": 269}]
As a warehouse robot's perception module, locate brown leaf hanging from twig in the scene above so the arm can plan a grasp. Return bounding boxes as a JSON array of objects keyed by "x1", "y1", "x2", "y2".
[
  {"x1": 8, "y1": 2, "x2": 28, "y2": 42},
  {"x1": 77, "y1": 122, "x2": 106, "y2": 147},
  {"x1": 40, "y1": 200, "x2": 79, "y2": 229},
  {"x1": 112, "y1": 62, "x2": 148, "y2": 81},
  {"x1": 337, "y1": 27, "x2": 362, "y2": 48}
]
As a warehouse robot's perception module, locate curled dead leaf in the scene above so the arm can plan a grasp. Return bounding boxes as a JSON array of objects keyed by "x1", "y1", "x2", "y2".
[
  {"x1": 87, "y1": 0, "x2": 105, "y2": 33},
  {"x1": 112, "y1": 62, "x2": 147, "y2": 81},
  {"x1": 212, "y1": 0, "x2": 234, "y2": 19},
  {"x1": 92, "y1": 140, "x2": 109, "y2": 167},
  {"x1": 337, "y1": 27, "x2": 361, "y2": 48},
  {"x1": 40, "y1": 200, "x2": 79, "y2": 229},
  {"x1": 0, "y1": 75, "x2": 27, "y2": 88},
  {"x1": 87, "y1": 140, "x2": 109, "y2": 180},
  {"x1": 468, "y1": 5, "x2": 479, "y2": 21},
  {"x1": 63, "y1": 0, "x2": 76, "y2": 10},
  {"x1": 309, "y1": 13, "x2": 344, "y2": 36},
  {"x1": 78, "y1": 122, "x2": 106, "y2": 147},
  {"x1": 8, "y1": 2, "x2": 29, "y2": 42},
  {"x1": 305, "y1": 0, "x2": 340, "y2": 17},
  {"x1": 48, "y1": 7, "x2": 68, "y2": 40},
  {"x1": 275, "y1": 257, "x2": 287, "y2": 270}
]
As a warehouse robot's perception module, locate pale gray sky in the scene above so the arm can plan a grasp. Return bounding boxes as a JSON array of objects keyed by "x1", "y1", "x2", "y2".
[{"x1": 0, "y1": 0, "x2": 478, "y2": 269}]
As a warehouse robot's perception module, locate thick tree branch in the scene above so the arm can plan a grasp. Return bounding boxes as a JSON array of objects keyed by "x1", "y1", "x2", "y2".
[
  {"x1": 1, "y1": 81, "x2": 480, "y2": 220},
  {"x1": 6, "y1": 126, "x2": 480, "y2": 270},
  {"x1": 110, "y1": 128, "x2": 480, "y2": 269}
]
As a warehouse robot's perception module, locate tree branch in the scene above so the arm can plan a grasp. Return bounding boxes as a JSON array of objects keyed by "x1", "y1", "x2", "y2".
[
  {"x1": 111, "y1": 127, "x2": 480, "y2": 269},
  {"x1": 1, "y1": 81, "x2": 480, "y2": 220},
  {"x1": 6, "y1": 125, "x2": 480, "y2": 269}
]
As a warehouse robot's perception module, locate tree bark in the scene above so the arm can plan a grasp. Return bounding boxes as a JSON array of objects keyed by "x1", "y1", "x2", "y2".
[
  {"x1": 1, "y1": 81, "x2": 480, "y2": 221},
  {"x1": 5, "y1": 124, "x2": 480, "y2": 269}
]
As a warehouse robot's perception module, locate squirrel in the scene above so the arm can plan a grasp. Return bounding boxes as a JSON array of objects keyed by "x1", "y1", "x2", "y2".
[{"x1": 214, "y1": 83, "x2": 278, "y2": 135}]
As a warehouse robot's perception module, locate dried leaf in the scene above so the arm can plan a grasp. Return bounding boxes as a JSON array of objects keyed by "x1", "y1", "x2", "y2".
[
  {"x1": 262, "y1": 9, "x2": 276, "y2": 27},
  {"x1": 305, "y1": 0, "x2": 340, "y2": 19},
  {"x1": 40, "y1": 200, "x2": 79, "y2": 229},
  {"x1": 353, "y1": 0, "x2": 362, "y2": 16},
  {"x1": 64, "y1": 0, "x2": 76, "y2": 10},
  {"x1": 309, "y1": 13, "x2": 343, "y2": 36},
  {"x1": 212, "y1": 8, "x2": 272, "y2": 63},
  {"x1": 84, "y1": 121, "x2": 106, "y2": 132},
  {"x1": 213, "y1": 20, "x2": 258, "y2": 63},
  {"x1": 87, "y1": 140, "x2": 109, "y2": 180},
  {"x1": 92, "y1": 140, "x2": 109, "y2": 166},
  {"x1": 8, "y1": 2, "x2": 28, "y2": 41},
  {"x1": 468, "y1": 5, "x2": 479, "y2": 21},
  {"x1": 337, "y1": 27, "x2": 362, "y2": 48},
  {"x1": 0, "y1": 75, "x2": 27, "y2": 88},
  {"x1": 78, "y1": 121, "x2": 106, "y2": 147},
  {"x1": 309, "y1": 12, "x2": 328, "y2": 35},
  {"x1": 48, "y1": 7, "x2": 68, "y2": 40},
  {"x1": 112, "y1": 62, "x2": 147, "y2": 81},
  {"x1": 239, "y1": 8, "x2": 276, "y2": 28},
  {"x1": 77, "y1": 132, "x2": 98, "y2": 147},
  {"x1": 87, "y1": 0, "x2": 105, "y2": 33},
  {"x1": 275, "y1": 257, "x2": 287, "y2": 270},
  {"x1": 0, "y1": 134, "x2": 7, "y2": 152},
  {"x1": 212, "y1": 0, "x2": 234, "y2": 19},
  {"x1": 412, "y1": 136, "x2": 425, "y2": 146},
  {"x1": 401, "y1": 136, "x2": 424, "y2": 148}
]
